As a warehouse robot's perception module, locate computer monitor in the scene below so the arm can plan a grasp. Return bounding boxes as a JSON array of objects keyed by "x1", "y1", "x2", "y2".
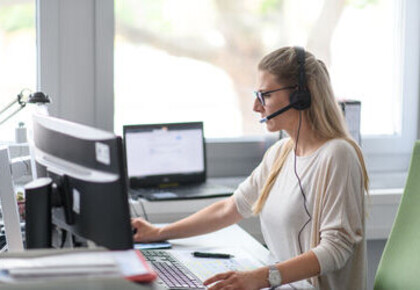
[{"x1": 25, "y1": 113, "x2": 133, "y2": 250}]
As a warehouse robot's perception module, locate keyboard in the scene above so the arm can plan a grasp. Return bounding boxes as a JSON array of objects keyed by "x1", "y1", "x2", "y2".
[
  {"x1": 142, "y1": 250, "x2": 205, "y2": 289},
  {"x1": 131, "y1": 183, "x2": 233, "y2": 201}
]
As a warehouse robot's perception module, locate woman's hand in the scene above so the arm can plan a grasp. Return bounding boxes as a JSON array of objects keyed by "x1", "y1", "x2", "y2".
[
  {"x1": 131, "y1": 217, "x2": 162, "y2": 242},
  {"x1": 203, "y1": 269, "x2": 268, "y2": 290}
]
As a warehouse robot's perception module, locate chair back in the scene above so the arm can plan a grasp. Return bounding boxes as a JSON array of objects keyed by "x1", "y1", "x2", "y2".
[{"x1": 374, "y1": 141, "x2": 420, "y2": 289}]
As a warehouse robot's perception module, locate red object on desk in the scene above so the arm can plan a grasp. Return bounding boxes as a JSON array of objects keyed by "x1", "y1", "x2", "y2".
[{"x1": 124, "y1": 250, "x2": 157, "y2": 283}]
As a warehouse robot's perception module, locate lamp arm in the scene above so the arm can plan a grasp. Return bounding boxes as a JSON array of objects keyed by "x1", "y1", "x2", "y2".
[
  {"x1": 0, "y1": 106, "x2": 25, "y2": 126},
  {"x1": 0, "y1": 98, "x2": 20, "y2": 115}
]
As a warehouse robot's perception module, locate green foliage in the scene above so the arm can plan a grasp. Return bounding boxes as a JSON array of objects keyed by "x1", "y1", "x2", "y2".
[
  {"x1": 0, "y1": 4, "x2": 35, "y2": 32},
  {"x1": 346, "y1": 0, "x2": 379, "y2": 9},
  {"x1": 259, "y1": 0, "x2": 284, "y2": 15}
]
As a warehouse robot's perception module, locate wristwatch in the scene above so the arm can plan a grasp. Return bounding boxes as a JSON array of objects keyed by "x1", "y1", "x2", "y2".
[{"x1": 268, "y1": 265, "x2": 282, "y2": 288}]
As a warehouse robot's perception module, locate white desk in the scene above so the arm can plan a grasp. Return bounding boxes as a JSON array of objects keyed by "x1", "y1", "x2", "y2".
[
  {"x1": 0, "y1": 225, "x2": 312, "y2": 289},
  {"x1": 165, "y1": 224, "x2": 313, "y2": 289},
  {"x1": 167, "y1": 224, "x2": 270, "y2": 264}
]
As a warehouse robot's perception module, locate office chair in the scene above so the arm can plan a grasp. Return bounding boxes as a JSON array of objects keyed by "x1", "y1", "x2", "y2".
[{"x1": 374, "y1": 141, "x2": 420, "y2": 290}]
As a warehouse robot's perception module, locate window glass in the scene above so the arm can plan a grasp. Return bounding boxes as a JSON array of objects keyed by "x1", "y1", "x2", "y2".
[
  {"x1": 0, "y1": 1, "x2": 36, "y2": 142},
  {"x1": 115, "y1": 0, "x2": 400, "y2": 138}
]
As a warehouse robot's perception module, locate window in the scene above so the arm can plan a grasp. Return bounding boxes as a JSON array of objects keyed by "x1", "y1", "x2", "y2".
[
  {"x1": 114, "y1": 0, "x2": 405, "y2": 139},
  {"x1": 37, "y1": 0, "x2": 419, "y2": 179},
  {"x1": 0, "y1": 1, "x2": 36, "y2": 142}
]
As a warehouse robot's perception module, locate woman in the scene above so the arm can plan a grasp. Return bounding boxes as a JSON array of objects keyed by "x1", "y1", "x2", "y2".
[{"x1": 132, "y1": 46, "x2": 369, "y2": 290}]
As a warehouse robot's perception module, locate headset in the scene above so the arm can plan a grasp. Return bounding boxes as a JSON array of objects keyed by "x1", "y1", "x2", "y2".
[
  {"x1": 259, "y1": 46, "x2": 311, "y2": 123},
  {"x1": 290, "y1": 46, "x2": 311, "y2": 111}
]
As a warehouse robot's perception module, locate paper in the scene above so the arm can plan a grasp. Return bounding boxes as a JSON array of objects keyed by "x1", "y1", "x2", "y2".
[
  {"x1": 0, "y1": 250, "x2": 154, "y2": 284},
  {"x1": 171, "y1": 248, "x2": 262, "y2": 281}
]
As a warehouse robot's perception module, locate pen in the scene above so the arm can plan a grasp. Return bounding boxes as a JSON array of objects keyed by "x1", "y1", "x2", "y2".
[{"x1": 192, "y1": 251, "x2": 233, "y2": 259}]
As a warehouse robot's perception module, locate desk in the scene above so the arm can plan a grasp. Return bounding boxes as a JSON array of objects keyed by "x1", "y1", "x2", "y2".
[
  {"x1": 167, "y1": 223, "x2": 270, "y2": 264},
  {"x1": 0, "y1": 225, "x2": 313, "y2": 289},
  {"x1": 132, "y1": 178, "x2": 402, "y2": 290}
]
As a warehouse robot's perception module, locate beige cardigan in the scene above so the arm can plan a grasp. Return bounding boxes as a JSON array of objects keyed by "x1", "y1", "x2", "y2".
[{"x1": 233, "y1": 138, "x2": 367, "y2": 290}]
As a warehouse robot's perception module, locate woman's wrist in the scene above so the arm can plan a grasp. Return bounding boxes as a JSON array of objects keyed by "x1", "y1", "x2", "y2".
[
  {"x1": 157, "y1": 225, "x2": 171, "y2": 241},
  {"x1": 253, "y1": 266, "x2": 271, "y2": 289}
]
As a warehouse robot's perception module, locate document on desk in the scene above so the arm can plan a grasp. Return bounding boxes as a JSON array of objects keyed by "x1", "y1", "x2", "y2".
[
  {"x1": 0, "y1": 250, "x2": 156, "y2": 284},
  {"x1": 171, "y1": 247, "x2": 263, "y2": 282}
]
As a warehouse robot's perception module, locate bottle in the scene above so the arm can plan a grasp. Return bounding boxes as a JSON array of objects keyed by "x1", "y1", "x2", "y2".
[{"x1": 15, "y1": 122, "x2": 27, "y2": 144}]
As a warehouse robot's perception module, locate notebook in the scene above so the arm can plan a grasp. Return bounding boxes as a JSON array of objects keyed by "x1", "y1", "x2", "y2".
[{"x1": 123, "y1": 122, "x2": 233, "y2": 201}]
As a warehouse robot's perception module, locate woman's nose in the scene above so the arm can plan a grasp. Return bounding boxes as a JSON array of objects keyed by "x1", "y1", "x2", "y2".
[{"x1": 253, "y1": 98, "x2": 263, "y2": 112}]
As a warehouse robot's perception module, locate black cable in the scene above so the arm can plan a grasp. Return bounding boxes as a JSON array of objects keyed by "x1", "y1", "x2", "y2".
[
  {"x1": 294, "y1": 111, "x2": 312, "y2": 254},
  {"x1": 129, "y1": 197, "x2": 149, "y2": 221},
  {"x1": 139, "y1": 198, "x2": 149, "y2": 221},
  {"x1": 60, "y1": 229, "x2": 67, "y2": 248}
]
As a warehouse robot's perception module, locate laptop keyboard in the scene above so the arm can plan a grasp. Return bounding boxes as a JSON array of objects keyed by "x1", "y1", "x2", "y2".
[
  {"x1": 142, "y1": 250, "x2": 205, "y2": 289},
  {"x1": 131, "y1": 183, "x2": 232, "y2": 201}
]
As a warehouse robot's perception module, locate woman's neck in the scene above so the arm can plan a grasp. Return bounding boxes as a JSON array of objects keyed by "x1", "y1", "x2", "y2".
[{"x1": 285, "y1": 118, "x2": 329, "y2": 157}]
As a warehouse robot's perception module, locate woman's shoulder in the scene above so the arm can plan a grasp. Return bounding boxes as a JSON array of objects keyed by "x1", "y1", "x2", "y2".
[
  {"x1": 263, "y1": 137, "x2": 291, "y2": 162},
  {"x1": 270, "y1": 137, "x2": 292, "y2": 153},
  {"x1": 320, "y1": 138, "x2": 360, "y2": 163}
]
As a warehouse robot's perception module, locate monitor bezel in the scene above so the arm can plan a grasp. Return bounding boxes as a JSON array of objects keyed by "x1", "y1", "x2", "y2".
[{"x1": 123, "y1": 121, "x2": 206, "y2": 188}]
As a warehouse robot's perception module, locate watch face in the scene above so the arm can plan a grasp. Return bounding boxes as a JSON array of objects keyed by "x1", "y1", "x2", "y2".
[{"x1": 268, "y1": 266, "x2": 282, "y2": 286}]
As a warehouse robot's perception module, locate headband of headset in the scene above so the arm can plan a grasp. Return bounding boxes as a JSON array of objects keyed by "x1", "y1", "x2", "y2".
[{"x1": 291, "y1": 46, "x2": 311, "y2": 110}]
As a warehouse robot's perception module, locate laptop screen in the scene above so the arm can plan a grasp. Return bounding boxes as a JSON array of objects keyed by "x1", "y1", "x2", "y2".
[{"x1": 123, "y1": 122, "x2": 206, "y2": 187}]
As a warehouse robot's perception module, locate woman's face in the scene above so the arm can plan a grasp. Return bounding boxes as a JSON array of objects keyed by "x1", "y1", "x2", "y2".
[{"x1": 254, "y1": 70, "x2": 297, "y2": 132}]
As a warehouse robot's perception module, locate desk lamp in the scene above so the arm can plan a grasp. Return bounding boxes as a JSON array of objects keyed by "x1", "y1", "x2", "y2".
[
  {"x1": 0, "y1": 89, "x2": 50, "y2": 126},
  {"x1": 0, "y1": 90, "x2": 50, "y2": 253}
]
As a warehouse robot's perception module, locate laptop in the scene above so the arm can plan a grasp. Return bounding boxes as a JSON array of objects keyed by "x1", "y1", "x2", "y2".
[{"x1": 123, "y1": 122, "x2": 234, "y2": 201}]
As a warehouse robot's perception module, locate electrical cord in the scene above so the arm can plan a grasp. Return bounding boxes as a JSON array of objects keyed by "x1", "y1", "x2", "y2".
[
  {"x1": 294, "y1": 111, "x2": 312, "y2": 255},
  {"x1": 139, "y1": 198, "x2": 149, "y2": 221},
  {"x1": 129, "y1": 197, "x2": 149, "y2": 221}
]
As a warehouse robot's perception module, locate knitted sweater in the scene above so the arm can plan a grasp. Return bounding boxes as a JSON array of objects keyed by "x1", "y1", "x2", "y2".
[{"x1": 233, "y1": 138, "x2": 367, "y2": 290}]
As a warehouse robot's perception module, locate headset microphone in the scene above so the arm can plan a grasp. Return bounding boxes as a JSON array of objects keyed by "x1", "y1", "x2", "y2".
[{"x1": 259, "y1": 101, "x2": 299, "y2": 123}]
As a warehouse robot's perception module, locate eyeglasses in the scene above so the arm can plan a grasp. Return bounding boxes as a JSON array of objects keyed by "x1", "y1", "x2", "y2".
[{"x1": 253, "y1": 86, "x2": 296, "y2": 106}]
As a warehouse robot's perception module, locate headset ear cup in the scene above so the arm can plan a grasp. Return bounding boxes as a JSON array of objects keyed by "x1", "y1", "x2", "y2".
[{"x1": 290, "y1": 90, "x2": 311, "y2": 110}]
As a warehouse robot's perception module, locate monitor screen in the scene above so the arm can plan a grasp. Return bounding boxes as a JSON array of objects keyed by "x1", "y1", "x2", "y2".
[
  {"x1": 124, "y1": 123, "x2": 205, "y2": 178},
  {"x1": 27, "y1": 114, "x2": 133, "y2": 250}
]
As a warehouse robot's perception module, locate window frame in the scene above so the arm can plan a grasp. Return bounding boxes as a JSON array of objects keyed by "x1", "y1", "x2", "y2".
[
  {"x1": 360, "y1": 0, "x2": 420, "y2": 174},
  {"x1": 37, "y1": 0, "x2": 420, "y2": 180}
]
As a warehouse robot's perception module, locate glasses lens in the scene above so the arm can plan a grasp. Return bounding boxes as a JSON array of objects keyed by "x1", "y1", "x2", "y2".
[{"x1": 253, "y1": 91, "x2": 265, "y2": 106}]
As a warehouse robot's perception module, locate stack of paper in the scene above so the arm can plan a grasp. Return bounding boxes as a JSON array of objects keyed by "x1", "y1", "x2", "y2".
[{"x1": 0, "y1": 250, "x2": 156, "y2": 284}]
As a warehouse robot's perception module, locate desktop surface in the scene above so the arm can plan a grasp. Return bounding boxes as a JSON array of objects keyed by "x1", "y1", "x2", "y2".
[{"x1": 0, "y1": 224, "x2": 314, "y2": 289}]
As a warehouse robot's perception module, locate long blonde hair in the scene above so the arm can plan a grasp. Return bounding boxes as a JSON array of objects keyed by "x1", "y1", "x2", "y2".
[{"x1": 252, "y1": 47, "x2": 369, "y2": 214}]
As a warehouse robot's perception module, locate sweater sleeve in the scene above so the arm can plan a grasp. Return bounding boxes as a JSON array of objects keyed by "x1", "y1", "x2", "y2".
[
  {"x1": 311, "y1": 141, "x2": 365, "y2": 274},
  {"x1": 233, "y1": 139, "x2": 288, "y2": 218}
]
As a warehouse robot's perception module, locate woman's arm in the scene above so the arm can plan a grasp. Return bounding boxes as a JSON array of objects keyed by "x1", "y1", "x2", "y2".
[
  {"x1": 204, "y1": 250, "x2": 320, "y2": 290},
  {"x1": 132, "y1": 196, "x2": 243, "y2": 242}
]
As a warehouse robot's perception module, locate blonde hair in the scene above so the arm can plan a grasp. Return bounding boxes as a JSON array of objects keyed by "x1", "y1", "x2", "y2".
[{"x1": 252, "y1": 47, "x2": 369, "y2": 214}]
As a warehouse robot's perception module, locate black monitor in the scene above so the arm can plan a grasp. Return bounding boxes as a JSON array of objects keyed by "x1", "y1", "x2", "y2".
[{"x1": 25, "y1": 113, "x2": 133, "y2": 250}]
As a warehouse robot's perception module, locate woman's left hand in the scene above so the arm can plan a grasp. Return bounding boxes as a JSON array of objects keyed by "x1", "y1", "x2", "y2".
[{"x1": 203, "y1": 269, "x2": 267, "y2": 290}]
